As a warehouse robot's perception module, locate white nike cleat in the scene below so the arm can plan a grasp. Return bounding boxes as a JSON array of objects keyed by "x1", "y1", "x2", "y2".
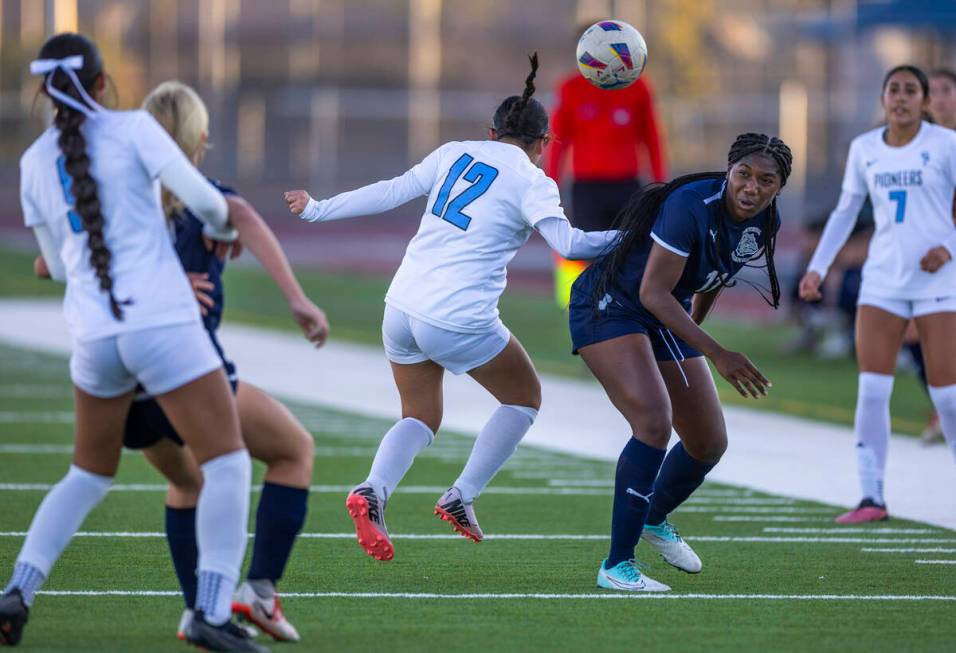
[
  {"x1": 233, "y1": 581, "x2": 300, "y2": 643},
  {"x1": 597, "y1": 559, "x2": 671, "y2": 592},
  {"x1": 641, "y1": 520, "x2": 702, "y2": 573}
]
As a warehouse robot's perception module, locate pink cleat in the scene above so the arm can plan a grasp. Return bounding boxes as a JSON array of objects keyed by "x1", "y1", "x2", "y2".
[
  {"x1": 346, "y1": 483, "x2": 394, "y2": 561},
  {"x1": 835, "y1": 498, "x2": 888, "y2": 524},
  {"x1": 434, "y1": 487, "x2": 484, "y2": 542}
]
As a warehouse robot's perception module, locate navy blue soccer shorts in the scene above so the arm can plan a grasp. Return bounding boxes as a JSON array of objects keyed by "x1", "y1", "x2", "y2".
[
  {"x1": 122, "y1": 365, "x2": 238, "y2": 450},
  {"x1": 568, "y1": 290, "x2": 702, "y2": 362}
]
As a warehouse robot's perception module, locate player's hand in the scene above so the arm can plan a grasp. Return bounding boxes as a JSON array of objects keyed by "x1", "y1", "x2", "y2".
[
  {"x1": 187, "y1": 272, "x2": 215, "y2": 316},
  {"x1": 711, "y1": 348, "x2": 771, "y2": 399},
  {"x1": 34, "y1": 256, "x2": 50, "y2": 279},
  {"x1": 202, "y1": 235, "x2": 243, "y2": 262},
  {"x1": 920, "y1": 246, "x2": 952, "y2": 273},
  {"x1": 290, "y1": 296, "x2": 329, "y2": 348},
  {"x1": 284, "y1": 190, "x2": 310, "y2": 216},
  {"x1": 798, "y1": 271, "x2": 823, "y2": 302}
]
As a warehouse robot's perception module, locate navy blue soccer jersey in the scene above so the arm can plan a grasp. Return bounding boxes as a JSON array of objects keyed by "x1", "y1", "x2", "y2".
[
  {"x1": 171, "y1": 178, "x2": 237, "y2": 378},
  {"x1": 573, "y1": 177, "x2": 779, "y2": 330}
]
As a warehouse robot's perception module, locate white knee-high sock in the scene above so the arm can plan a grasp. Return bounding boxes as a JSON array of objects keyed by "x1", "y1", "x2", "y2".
[
  {"x1": 366, "y1": 417, "x2": 434, "y2": 501},
  {"x1": 6, "y1": 465, "x2": 112, "y2": 605},
  {"x1": 195, "y1": 449, "x2": 251, "y2": 625},
  {"x1": 454, "y1": 404, "x2": 537, "y2": 503},
  {"x1": 928, "y1": 383, "x2": 956, "y2": 464},
  {"x1": 854, "y1": 373, "x2": 894, "y2": 505}
]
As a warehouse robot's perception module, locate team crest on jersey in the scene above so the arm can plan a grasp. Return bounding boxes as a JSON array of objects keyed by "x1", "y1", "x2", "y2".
[{"x1": 732, "y1": 227, "x2": 762, "y2": 263}]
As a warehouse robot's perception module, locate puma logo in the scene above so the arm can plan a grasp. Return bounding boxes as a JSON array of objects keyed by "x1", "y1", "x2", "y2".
[{"x1": 626, "y1": 488, "x2": 654, "y2": 503}]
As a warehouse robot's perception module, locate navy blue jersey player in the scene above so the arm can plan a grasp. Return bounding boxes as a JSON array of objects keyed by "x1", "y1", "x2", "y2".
[
  {"x1": 126, "y1": 81, "x2": 328, "y2": 644},
  {"x1": 570, "y1": 133, "x2": 793, "y2": 592}
]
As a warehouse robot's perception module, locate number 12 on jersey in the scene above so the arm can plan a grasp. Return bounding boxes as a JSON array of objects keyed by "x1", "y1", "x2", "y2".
[
  {"x1": 431, "y1": 154, "x2": 499, "y2": 230},
  {"x1": 888, "y1": 190, "x2": 907, "y2": 223}
]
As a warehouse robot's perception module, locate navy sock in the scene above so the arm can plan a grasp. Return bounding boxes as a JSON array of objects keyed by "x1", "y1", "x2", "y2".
[
  {"x1": 606, "y1": 438, "x2": 666, "y2": 569},
  {"x1": 164, "y1": 506, "x2": 198, "y2": 609},
  {"x1": 646, "y1": 443, "x2": 716, "y2": 526},
  {"x1": 247, "y1": 482, "x2": 309, "y2": 583}
]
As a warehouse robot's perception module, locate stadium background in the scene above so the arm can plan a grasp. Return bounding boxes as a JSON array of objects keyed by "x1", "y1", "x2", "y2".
[{"x1": 0, "y1": 3, "x2": 955, "y2": 650}]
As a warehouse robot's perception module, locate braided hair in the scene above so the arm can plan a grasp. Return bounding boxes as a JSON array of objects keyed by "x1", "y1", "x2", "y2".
[
  {"x1": 38, "y1": 33, "x2": 129, "y2": 320},
  {"x1": 491, "y1": 52, "x2": 549, "y2": 146},
  {"x1": 593, "y1": 132, "x2": 792, "y2": 310}
]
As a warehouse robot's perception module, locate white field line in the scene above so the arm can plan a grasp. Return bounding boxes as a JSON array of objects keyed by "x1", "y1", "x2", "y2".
[
  {"x1": 1, "y1": 531, "x2": 953, "y2": 544},
  {"x1": 547, "y1": 480, "x2": 748, "y2": 498},
  {"x1": 0, "y1": 482, "x2": 793, "y2": 502},
  {"x1": 0, "y1": 485, "x2": 834, "y2": 514},
  {"x1": 915, "y1": 560, "x2": 956, "y2": 565},
  {"x1": 0, "y1": 411, "x2": 73, "y2": 423},
  {"x1": 0, "y1": 385, "x2": 72, "y2": 398},
  {"x1": 713, "y1": 516, "x2": 831, "y2": 523},
  {"x1": 0, "y1": 444, "x2": 476, "y2": 458},
  {"x1": 862, "y1": 548, "x2": 956, "y2": 553},
  {"x1": 763, "y1": 527, "x2": 940, "y2": 535},
  {"x1": 34, "y1": 590, "x2": 956, "y2": 602}
]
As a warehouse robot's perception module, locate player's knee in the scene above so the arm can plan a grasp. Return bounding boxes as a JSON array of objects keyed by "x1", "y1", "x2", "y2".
[
  {"x1": 294, "y1": 432, "x2": 316, "y2": 476},
  {"x1": 406, "y1": 410, "x2": 441, "y2": 435},
  {"x1": 522, "y1": 377, "x2": 542, "y2": 412},
  {"x1": 687, "y1": 436, "x2": 727, "y2": 464},
  {"x1": 634, "y1": 411, "x2": 672, "y2": 447}
]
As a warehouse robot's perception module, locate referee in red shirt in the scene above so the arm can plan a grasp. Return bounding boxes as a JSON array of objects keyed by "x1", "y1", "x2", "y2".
[{"x1": 545, "y1": 62, "x2": 668, "y2": 305}]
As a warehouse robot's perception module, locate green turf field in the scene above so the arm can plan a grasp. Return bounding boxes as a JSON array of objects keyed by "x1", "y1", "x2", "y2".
[
  {"x1": 0, "y1": 245, "x2": 931, "y2": 434},
  {"x1": 0, "y1": 344, "x2": 954, "y2": 652}
]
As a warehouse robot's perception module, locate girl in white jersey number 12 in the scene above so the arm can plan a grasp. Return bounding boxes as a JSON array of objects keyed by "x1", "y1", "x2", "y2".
[
  {"x1": 285, "y1": 54, "x2": 619, "y2": 561},
  {"x1": 0, "y1": 34, "x2": 266, "y2": 653},
  {"x1": 800, "y1": 65, "x2": 956, "y2": 524}
]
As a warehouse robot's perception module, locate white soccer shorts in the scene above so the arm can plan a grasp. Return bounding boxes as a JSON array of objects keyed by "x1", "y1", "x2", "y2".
[
  {"x1": 858, "y1": 292, "x2": 956, "y2": 319},
  {"x1": 70, "y1": 321, "x2": 222, "y2": 398},
  {"x1": 381, "y1": 304, "x2": 511, "y2": 375}
]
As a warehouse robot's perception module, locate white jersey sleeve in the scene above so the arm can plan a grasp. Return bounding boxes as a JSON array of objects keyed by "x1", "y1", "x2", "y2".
[
  {"x1": 129, "y1": 111, "x2": 187, "y2": 179},
  {"x1": 535, "y1": 217, "x2": 620, "y2": 260},
  {"x1": 806, "y1": 190, "x2": 867, "y2": 278},
  {"x1": 302, "y1": 146, "x2": 443, "y2": 223},
  {"x1": 841, "y1": 138, "x2": 867, "y2": 196},
  {"x1": 521, "y1": 174, "x2": 566, "y2": 227},
  {"x1": 20, "y1": 162, "x2": 45, "y2": 228}
]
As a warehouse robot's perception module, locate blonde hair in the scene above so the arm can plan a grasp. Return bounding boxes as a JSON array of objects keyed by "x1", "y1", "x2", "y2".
[{"x1": 142, "y1": 80, "x2": 209, "y2": 216}]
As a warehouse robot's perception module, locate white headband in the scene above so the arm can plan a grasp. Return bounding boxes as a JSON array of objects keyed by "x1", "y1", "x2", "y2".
[{"x1": 29, "y1": 55, "x2": 103, "y2": 118}]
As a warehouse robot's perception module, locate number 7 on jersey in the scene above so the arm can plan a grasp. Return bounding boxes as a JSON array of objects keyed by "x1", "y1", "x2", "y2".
[
  {"x1": 431, "y1": 154, "x2": 499, "y2": 230},
  {"x1": 888, "y1": 190, "x2": 907, "y2": 223}
]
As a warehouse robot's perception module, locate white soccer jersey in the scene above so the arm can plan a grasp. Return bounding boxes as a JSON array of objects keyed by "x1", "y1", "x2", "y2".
[
  {"x1": 844, "y1": 122, "x2": 956, "y2": 298},
  {"x1": 386, "y1": 140, "x2": 566, "y2": 333},
  {"x1": 20, "y1": 110, "x2": 202, "y2": 341}
]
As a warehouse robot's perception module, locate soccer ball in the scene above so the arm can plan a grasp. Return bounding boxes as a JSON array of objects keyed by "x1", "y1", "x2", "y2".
[{"x1": 576, "y1": 20, "x2": 648, "y2": 90}]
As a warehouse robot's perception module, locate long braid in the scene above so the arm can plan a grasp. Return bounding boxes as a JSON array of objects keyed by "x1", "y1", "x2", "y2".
[
  {"x1": 503, "y1": 52, "x2": 538, "y2": 135},
  {"x1": 491, "y1": 53, "x2": 548, "y2": 146},
  {"x1": 42, "y1": 34, "x2": 129, "y2": 320}
]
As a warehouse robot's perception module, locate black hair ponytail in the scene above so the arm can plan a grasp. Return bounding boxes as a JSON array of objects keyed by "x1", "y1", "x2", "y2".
[
  {"x1": 38, "y1": 33, "x2": 129, "y2": 320},
  {"x1": 492, "y1": 53, "x2": 549, "y2": 145}
]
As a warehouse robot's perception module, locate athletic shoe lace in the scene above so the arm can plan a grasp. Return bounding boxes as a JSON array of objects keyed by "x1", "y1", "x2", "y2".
[
  {"x1": 661, "y1": 521, "x2": 681, "y2": 541},
  {"x1": 616, "y1": 559, "x2": 648, "y2": 583}
]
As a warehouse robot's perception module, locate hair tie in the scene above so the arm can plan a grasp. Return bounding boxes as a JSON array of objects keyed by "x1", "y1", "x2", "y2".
[{"x1": 29, "y1": 55, "x2": 103, "y2": 118}]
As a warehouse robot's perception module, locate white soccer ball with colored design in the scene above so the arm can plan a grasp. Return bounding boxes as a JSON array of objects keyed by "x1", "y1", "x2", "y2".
[{"x1": 576, "y1": 20, "x2": 648, "y2": 89}]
